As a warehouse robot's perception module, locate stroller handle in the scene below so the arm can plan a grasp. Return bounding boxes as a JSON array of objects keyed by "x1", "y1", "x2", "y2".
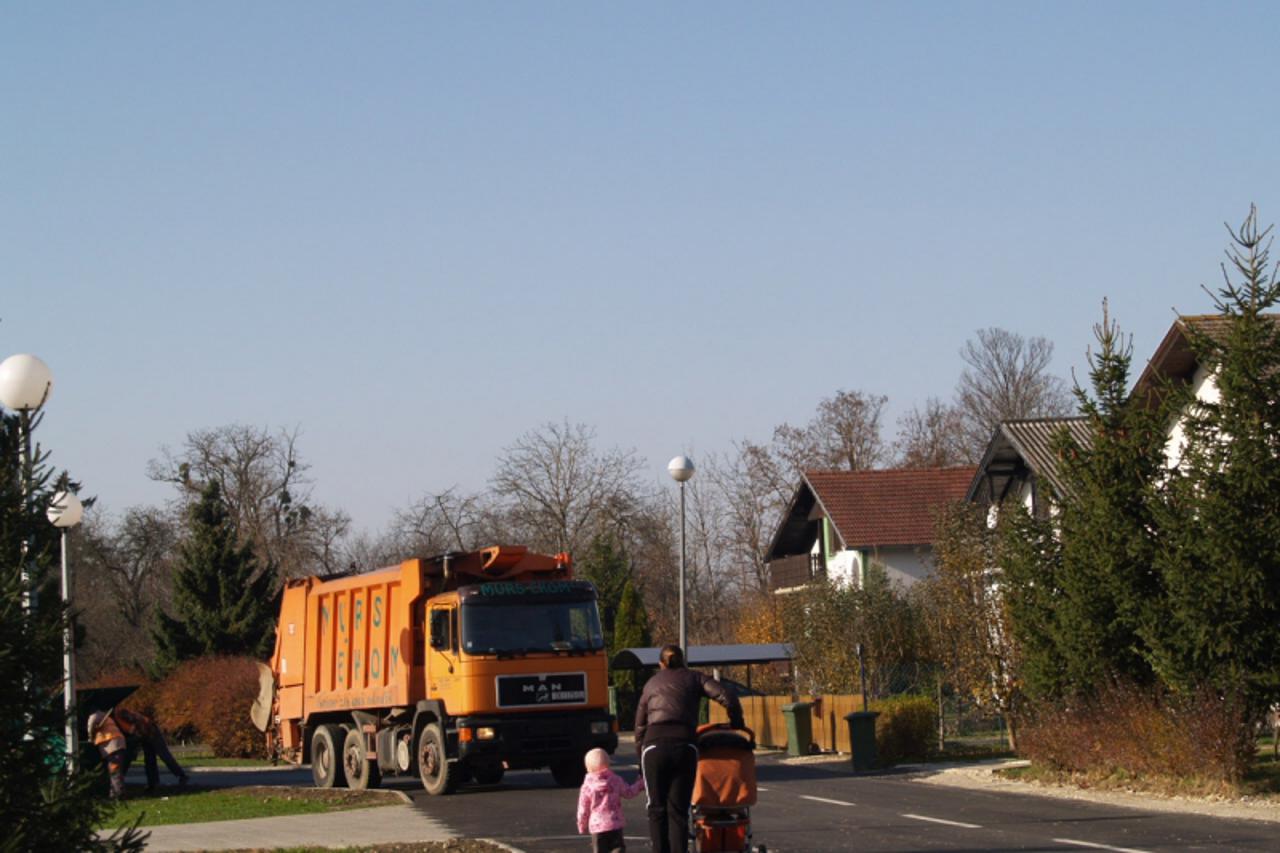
[{"x1": 696, "y1": 721, "x2": 756, "y2": 748}]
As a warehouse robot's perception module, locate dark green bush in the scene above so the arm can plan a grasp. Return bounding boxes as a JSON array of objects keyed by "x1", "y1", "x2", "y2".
[{"x1": 873, "y1": 695, "x2": 937, "y2": 764}]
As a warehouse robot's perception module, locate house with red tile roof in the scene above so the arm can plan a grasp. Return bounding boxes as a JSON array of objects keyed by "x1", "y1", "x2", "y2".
[{"x1": 765, "y1": 466, "x2": 977, "y2": 592}]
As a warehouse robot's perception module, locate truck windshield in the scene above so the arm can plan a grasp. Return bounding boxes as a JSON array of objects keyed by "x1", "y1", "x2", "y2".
[{"x1": 461, "y1": 600, "x2": 605, "y2": 655}]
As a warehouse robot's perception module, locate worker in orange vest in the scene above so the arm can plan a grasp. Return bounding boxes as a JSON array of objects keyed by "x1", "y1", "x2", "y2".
[{"x1": 87, "y1": 707, "x2": 189, "y2": 797}]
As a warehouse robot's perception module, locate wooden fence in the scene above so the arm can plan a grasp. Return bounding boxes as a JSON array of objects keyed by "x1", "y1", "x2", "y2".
[{"x1": 709, "y1": 694, "x2": 878, "y2": 753}]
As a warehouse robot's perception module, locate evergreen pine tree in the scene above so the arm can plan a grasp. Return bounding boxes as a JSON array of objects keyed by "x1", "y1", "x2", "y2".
[
  {"x1": 998, "y1": 505, "x2": 1066, "y2": 700},
  {"x1": 0, "y1": 412, "x2": 145, "y2": 850},
  {"x1": 611, "y1": 579, "x2": 652, "y2": 727},
  {"x1": 1149, "y1": 207, "x2": 1280, "y2": 715},
  {"x1": 576, "y1": 533, "x2": 630, "y2": 654},
  {"x1": 1050, "y1": 304, "x2": 1168, "y2": 695},
  {"x1": 154, "y1": 480, "x2": 276, "y2": 669}
]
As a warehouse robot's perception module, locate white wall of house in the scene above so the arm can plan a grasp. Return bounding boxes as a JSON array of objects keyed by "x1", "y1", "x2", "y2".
[
  {"x1": 825, "y1": 545, "x2": 932, "y2": 588},
  {"x1": 825, "y1": 548, "x2": 859, "y2": 587},
  {"x1": 872, "y1": 546, "x2": 933, "y2": 587},
  {"x1": 1165, "y1": 364, "x2": 1220, "y2": 467}
]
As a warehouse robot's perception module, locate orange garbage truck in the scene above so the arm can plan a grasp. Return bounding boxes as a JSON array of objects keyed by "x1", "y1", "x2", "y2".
[{"x1": 252, "y1": 546, "x2": 617, "y2": 794}]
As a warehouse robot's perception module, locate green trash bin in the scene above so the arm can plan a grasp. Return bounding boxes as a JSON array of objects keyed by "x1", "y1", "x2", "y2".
[
  {"x1": 844, "y1": 710, "x2": 880, "y2": 771},
  {"x1": 782, "y1": 701, "x2": 813, "y2": 757}
]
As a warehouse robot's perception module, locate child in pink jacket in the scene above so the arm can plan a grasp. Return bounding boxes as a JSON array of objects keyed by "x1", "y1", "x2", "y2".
[{"x1": 577, "y1": 747, "x2": 645, "y2": 853}]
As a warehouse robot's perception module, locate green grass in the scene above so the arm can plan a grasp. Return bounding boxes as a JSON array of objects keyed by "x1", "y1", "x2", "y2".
[
  {"x1": 1242, "y1": 750, "x2": 1280, "y2": 796},
  {"x1": 179, "y1": 754, "x2": 275, "y2": 768},
  {"x1": 100, "y1": 785, "x2": 393, "y2": 828},
  {"x1": 935, "y1": 735, "x2": 1014, "y2": 763}
]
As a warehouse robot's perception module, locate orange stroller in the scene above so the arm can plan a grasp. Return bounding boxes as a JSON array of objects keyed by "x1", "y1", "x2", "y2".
[{"x1": 690, "y1": 723, "x2": 766, "y2": 853}]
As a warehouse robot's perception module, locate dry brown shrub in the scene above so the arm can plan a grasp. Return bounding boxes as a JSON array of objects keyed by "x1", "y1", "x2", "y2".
[
  {"x1": 1019, "y1": 682, "x2": 1255, "y2": 787},
  {"x1": 121, "y1": 656, "x2": 266, "y2": 758}
]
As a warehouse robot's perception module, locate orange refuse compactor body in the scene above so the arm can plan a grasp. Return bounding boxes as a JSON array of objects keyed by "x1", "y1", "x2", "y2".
[{"x1": 259, "y1": 545, "x2": 617, "y2": 794}]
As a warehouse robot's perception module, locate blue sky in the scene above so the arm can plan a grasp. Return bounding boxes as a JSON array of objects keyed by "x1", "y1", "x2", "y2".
[{"x1": 3, "y1": 2, "x2": 1277, "y2": 532}]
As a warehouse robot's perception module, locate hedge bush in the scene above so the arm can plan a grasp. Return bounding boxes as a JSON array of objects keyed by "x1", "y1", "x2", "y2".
[
  {"x1": 123, "y1": 655, "x2": 266, "y2": 759},
  {"x1": 872, "y1": 694, "x2": 937, "y2": 764}
]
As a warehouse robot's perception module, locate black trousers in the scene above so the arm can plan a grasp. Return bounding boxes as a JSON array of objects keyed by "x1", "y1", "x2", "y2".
[
  {"x1": 641, "y1": 738, "x2": 697, "y2": 853},
  {"x1": 591, "y1": 828, "x2": 625, "y2": 852}
]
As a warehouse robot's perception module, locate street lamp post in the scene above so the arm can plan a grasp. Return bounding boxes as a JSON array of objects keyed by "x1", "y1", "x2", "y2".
[
  {"x1": 49, "y1": 490, "x2": 84, "y2": 772},
  {"x1": 667, "y1": 455, "x2": 695, "y2": 656},
  {"x1": 0, "y1": 354, "x2": 54, "y2": 613}
]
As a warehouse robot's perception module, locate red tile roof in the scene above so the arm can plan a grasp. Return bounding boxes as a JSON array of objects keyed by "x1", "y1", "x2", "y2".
[{"x1": 804, "y1": 467, "x2": 978, "y2": 548}]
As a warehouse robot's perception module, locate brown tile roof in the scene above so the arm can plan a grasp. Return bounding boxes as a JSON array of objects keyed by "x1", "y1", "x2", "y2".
[{"x1": 803, "y1": 467, "x2": 978, "y2": 548}]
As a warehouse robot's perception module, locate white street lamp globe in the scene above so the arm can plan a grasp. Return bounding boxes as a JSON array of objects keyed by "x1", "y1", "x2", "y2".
[
  {"x1": 667, "y1": 455, "x2": 695, "y2": 483},
  {"x1": 47, "y1": 491, "x2": 84, "y2": 528},
  {"x1": 0, "y1": 354, "x2": 54, "y2": 412}
]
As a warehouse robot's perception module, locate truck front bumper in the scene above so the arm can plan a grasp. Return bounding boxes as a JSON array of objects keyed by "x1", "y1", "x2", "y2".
[{"x1": 453, "y1": 709, "x2": 617, "y2": 769}]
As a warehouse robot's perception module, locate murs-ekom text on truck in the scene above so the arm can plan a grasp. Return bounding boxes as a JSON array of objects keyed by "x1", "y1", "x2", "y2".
[{"x1": 251, "y1": 546, "x2": 618, "y2": 794}]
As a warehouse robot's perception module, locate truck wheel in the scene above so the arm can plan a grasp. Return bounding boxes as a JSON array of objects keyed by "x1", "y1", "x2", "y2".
[
  {"x1": 550, "y1": 758, "x2": 586, "y2": 787},
  {"x1": 417, "y1": 723, "x2": 457, "y2": 795},
  {"x1": 343, "y1": 728, "x2": 381, "y2": 790},
  {"x1": 311, "y1": 725, "x2": 347, "y2": 789}
]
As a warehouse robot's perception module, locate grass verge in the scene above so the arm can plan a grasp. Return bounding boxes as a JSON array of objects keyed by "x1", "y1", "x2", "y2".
[{"x1": 100, "y1": 785, "x2": 395, "y2": 828}]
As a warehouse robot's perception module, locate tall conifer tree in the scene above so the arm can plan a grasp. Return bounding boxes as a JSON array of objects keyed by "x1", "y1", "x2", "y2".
[
  {"x1": 1149, "y1": 207, "x2": 1280, "y2": 715},
  {"x1": 0, "y1": 412, "x2": 144, "y2": 849},
  {"x1": 154, "y1": 480, "x2": 276, "y2": 669},
  {"x1": 1050, "y1": 304, "x2": 1168, "y2": 694}
]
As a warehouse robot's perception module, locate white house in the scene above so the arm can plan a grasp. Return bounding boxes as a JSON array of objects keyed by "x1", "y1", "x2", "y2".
[{"x1": 765, "y1": 467, "x2": 976, "y2": 592}]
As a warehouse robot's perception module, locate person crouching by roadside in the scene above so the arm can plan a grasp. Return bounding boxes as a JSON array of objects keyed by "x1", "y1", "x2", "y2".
[
  {"x1": 577, "y1": 747, "x2": 645, "y2": 853},
  {"x1": 87, "y1": 709, "x2": 129, "y2": 799},
  {"x1": 88, "y1": 707, "x2": 189, "y2": 797}
]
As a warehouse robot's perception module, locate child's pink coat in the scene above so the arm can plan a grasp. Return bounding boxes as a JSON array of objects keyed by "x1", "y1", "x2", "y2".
[{"x1": 577, "y1": 768, "x2": 646, "y2": 834}]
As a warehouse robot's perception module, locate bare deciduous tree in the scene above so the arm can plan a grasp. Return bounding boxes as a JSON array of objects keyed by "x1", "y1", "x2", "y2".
[
  {"x1": 955, "y1": 328, "x2": 1074, "y2": 459},
  {"x1": 490, "y1": 421, "x2": 643, "y2": 557},
  {"x1": 148, "y1": 424, "x2": 351, "y2": 580},
  {"x1": 389, "y1": 486, "x2": 504, "y2": 555},
  {"x1": 75, "y1": 506, "x2": 179, "y2": 677},
  {"x1": 774, "y1": 389, "x2": 889, "y2": 473},
  {"x1": 895, "y1": 397, "x2": 969, "y2": 468}
]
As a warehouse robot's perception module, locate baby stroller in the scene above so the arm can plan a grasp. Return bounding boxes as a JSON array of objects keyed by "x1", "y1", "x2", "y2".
[{"x1": 690, "y1": 723, "x2": 766, "y2": 853}]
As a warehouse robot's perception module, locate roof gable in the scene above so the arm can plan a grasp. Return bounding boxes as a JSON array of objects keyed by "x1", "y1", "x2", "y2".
[{"x1": 966, "y1": 417, "x2": 1091, "y2": 503}]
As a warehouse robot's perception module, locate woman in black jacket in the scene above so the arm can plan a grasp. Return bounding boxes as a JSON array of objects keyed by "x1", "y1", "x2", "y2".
[{"x1": 634, "y1": 644, "x2": 743, "y2": 853}]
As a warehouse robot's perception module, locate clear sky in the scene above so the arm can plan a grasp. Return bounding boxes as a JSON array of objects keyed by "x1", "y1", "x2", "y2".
[{"x1": 4, "y1": 2, "x2": 1277, "y2": 533}]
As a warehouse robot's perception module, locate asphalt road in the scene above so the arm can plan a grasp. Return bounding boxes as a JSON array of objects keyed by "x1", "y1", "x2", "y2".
[
  {"x1": 402, "y1": 752, "x2": 1280, "y2": 853},
  {"x1": 154, "y1": 755, "x2": 1279, "y2": 852}
]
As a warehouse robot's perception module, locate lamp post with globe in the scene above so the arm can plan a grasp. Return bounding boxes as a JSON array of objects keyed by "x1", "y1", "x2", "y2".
[
  {"x1": 0, "y1": 353, "x2": 55, "y2": 612},
  {"x1": 667, "y1": 455, "x2": 695, "y2": 655},
  {"x1": 48, "y1": 490, "x2": 84, "y2": 771}
]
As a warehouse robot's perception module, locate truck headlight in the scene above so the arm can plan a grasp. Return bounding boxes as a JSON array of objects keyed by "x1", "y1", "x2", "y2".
[
  {"x1": 590, "y1": 721, "x2": 610, "y2": 735},
  {"x1": 476, "y1": 726, "x2": 496, "y2": 740}
]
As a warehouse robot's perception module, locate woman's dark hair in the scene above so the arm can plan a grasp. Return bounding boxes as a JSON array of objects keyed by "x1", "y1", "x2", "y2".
[{"x1": 659, "y1": 644, "x2": 685, "y2": 669}]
